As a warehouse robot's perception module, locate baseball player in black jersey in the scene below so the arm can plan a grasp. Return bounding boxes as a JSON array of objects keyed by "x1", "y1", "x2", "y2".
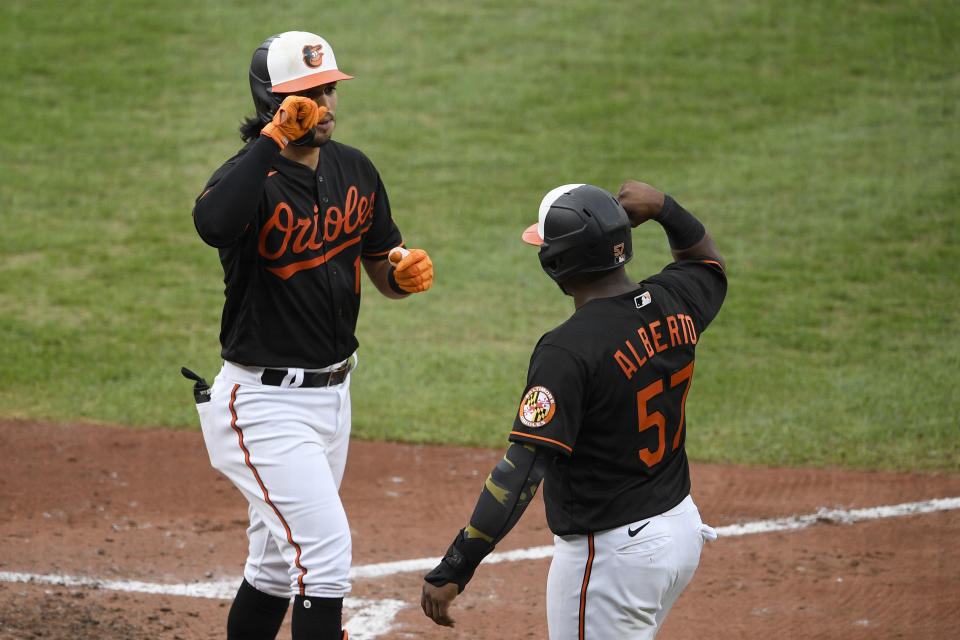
[
  {"x1": 421, "y1": 181, "x2": 726, "y2": 639},
  {"x1": 185, "y1": 31, "x2": 433, "y2": 640}
]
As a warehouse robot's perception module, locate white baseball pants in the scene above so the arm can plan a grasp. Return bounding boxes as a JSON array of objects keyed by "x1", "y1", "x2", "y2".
[
  {"x1": 546, "y1": 494, "x2": 716, "y2": 639},
  {"x1": 195, "y1": 359, "x2": 354, "y2": 599}
]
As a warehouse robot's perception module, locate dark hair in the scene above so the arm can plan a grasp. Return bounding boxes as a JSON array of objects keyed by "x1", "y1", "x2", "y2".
[{"x1": 239, "y1": 115, "x2": 263, "y2": 142}]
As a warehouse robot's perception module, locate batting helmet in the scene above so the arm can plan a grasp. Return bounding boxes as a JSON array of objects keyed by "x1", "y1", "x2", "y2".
[
  {"x1": 249, "y1": 31, "x2": 354, "y2": 126},
  {"x1": 521, "y1": 184, "x2": 633, "y2": 282}
]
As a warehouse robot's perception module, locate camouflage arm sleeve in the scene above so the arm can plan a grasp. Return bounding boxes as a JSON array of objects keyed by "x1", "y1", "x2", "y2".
[{"x1": 424, "y1": 443, "x2": 553, "y2": 592}]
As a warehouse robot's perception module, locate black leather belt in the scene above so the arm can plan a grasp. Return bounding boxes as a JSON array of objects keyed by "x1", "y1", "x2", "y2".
[{"x1": 260, "y1": 363, "x2": 351, "y2": 388}]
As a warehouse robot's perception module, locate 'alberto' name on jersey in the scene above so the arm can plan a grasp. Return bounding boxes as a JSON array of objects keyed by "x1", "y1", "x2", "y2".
[
  {"x1": 613, "y1": 311, "x2": 699, "y2": 380},
  {"x1": 507, "y1": 258, "x2": 726, "y2": 535}
]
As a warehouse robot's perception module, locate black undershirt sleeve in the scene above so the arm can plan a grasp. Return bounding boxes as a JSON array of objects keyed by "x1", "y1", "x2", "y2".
[
  {"x1": 192, "y1": 136, "x2": 281, "y2": 247},
  {"x1": 424, "y1": 443, "x2": 554, "y2": 593},
  {"x1": 657, "y1": 195, "x2": 706, "y2": 251}
]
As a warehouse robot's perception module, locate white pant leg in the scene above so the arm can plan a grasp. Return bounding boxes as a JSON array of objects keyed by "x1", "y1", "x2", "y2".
[
  {"x1": 198, "y1": 362, "x2": 353, "y2": 598},
  {"x1": 325, "y1": 377, "x2": 351, "y2": 490},
  {"x1": 547, "y1": 533, "x2": 590, "y2": 640},
  {"x1": 650, "y1": 496, "x2": 713, "y2": 630},
  {"x1": 546, "y1": 495, "x2": 712, "y2": 640},
  {"x1": 244, "y1": 505, "x2": 293, "y2": 595}
]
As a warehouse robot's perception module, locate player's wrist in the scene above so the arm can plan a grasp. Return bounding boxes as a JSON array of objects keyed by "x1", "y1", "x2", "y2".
[
  {"x1": 259, "y1": 127, "x2": 288, "y2": 150},
  {"x1": 386, "y1": 267, "x2": 408, "y2": 295},
  {"x1": 424, "y1": 553, "x2": 472, "y2": 593},
  {"x1": 656, "y1": 195, "x2": 706, "y2": 251},
  {"x1": 424, "y1": 529, "x2": 492, "y2": 594}
]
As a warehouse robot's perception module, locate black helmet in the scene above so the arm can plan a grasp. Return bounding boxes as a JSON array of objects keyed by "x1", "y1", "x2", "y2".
[
  {"x1": 249, "y1": 31, "x2": 354, "y2": 125},
  {"x1": 521, "y1": 184, "x2": 632, "y2": 282}
]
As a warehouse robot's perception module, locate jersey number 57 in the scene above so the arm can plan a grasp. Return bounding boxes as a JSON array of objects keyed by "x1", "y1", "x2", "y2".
[{"x1": 636, "y1": 360, "x2": 695, "y2": 467}]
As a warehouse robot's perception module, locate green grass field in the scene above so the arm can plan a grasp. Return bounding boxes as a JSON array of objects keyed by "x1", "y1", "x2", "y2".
[{"x1": 1, "y1": 0, "x2": 957, "y2": 472}]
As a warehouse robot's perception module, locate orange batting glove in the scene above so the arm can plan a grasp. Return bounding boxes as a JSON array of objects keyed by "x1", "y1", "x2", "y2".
[
  {"x1": 261, "y1": 96, "x2": 325, "y2": 149},
  {"x1": 389, "y1": 247, "x2": 434, "y2": 293}
]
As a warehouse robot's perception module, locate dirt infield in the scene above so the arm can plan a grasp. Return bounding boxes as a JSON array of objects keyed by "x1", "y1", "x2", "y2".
[{"x1": 1, "y1": 419, "x2": 958, "y2": 639}]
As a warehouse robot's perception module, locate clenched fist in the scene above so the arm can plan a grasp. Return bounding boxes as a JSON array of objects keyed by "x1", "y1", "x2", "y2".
[
  {"x1": 390, "y1": 247, "x2": 434, "y2": 293},
  {"x1": 261, "y1": 96, "x2": 325, "y2": 149},
  {"x1": 616, "y1": 180, "x2": 666, "y2": 227}
]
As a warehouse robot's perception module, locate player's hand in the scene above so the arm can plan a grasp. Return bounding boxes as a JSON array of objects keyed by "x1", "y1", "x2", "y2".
[
  {"x1": 389, "y1": 247, "x2": 434, "y2": 293},
  {"x1": 421, "y1": 581, "x2": 459, "y2": 627},
  {"x1": 616, "y1": 180, "x2": 666, "y2": 227},
  {"x1": 261, "y1": 96, "x2": 325, "y2": 149}
]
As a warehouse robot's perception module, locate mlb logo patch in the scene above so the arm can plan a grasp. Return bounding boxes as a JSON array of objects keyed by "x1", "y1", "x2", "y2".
[{"x1": 634, "y1": 291, "x2": 652, "y2": 308}]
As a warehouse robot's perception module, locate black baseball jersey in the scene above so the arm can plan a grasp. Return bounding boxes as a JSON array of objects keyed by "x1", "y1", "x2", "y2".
[
  {"x1": 509, "y1": 258, "x2": 726, "y2": 536},
  {"x1": 193, "y1": 137, "x2": 403, "y2": 369}
]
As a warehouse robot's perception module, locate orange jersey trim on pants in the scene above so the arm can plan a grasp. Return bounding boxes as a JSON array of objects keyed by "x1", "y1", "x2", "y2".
[
  {"x1": 228, "y1": 383, "x2": 309, "y2": 595},
  {"x1": 579, "y1": 533, "x2": 595, "y2": 640}
]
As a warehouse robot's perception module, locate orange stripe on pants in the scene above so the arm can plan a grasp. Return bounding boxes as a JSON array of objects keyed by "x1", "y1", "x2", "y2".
[
  {"x1": 578, "y1": 533, "x2": 595, "y2": 640},
  {"x1": 228, "y1": 383, "x2": 309, "y2": 594}
]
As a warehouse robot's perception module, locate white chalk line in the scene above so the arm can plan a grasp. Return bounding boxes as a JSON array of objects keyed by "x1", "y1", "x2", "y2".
[
  {"x1": 0, "y1": 572, "x2": 404, "y2": 639},
  {"x1": 2, "y1": 496, "x2": 957, "y2": 639},
  {"x1": 350, "y1": 495, "x2": 960, "y2": 577}
]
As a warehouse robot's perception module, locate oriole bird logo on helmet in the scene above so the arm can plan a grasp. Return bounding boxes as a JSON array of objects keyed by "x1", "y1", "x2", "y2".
[{"x1": 302, "y1": 44, "x2": 324, "y2": 68}]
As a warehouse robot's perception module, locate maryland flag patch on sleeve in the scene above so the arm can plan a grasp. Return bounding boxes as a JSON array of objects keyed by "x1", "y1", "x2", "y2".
[{"x1": 518, "y1": 386, "x2": 556, "y2": 428}]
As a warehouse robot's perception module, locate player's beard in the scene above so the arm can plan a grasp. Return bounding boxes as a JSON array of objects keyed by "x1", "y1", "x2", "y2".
[
  {"x1": 307, "y1": 134, "x2": 331, "y2": 147},
  {"x1": 290, "y1": 127, "x2": 331, "y2": 148},
  {"x1": 310, "y1": 117, "x2": 336, "y2": 146}
]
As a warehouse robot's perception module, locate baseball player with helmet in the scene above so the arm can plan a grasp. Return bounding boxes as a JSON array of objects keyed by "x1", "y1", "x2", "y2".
[
  {"x1": 184, "y1": 30, "x2": 433, "y2": 640},
  {"x1": 421, "y1": 181, "x2": 726, "y2": 638}
]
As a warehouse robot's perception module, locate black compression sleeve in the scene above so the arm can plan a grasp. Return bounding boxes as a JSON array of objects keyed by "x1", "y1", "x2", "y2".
[
  {"x1": 192, "y1": 136, "x2": 281, "y2": 247},
  {"x1": 424, "y1": 443, "x2": 552, "y2": 593},
  {"x1": 466, "y1": 443, "x2": 550, "y2": 542},
  {"x1": 657, "y1": 195, "x2": 706, "y2": 251}
]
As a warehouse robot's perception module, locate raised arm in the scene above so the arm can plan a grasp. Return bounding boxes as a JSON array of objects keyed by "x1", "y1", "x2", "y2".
[
  {"x1": 616, "y1": 180, "x2": 725, "y2": 270},
  {"x1": 192, "y1": 137, "x2": 279, "y2": 247},
  {"x1": 192, "y1": 97, "x2": 323, "y2": 247}
]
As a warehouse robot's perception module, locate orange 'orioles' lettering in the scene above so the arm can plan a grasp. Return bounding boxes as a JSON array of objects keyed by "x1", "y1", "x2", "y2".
[
  {"x1": 614, "y1": 314, "x2": 699, "y2": 380},
  {"x1": 258, "y1": 187, "x2": 376, "y2": 280}
]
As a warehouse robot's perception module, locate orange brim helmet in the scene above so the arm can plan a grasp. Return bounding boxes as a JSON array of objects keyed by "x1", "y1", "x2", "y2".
[
  {"x1": 249, "y1": 31, "x2": 354, "y2": 126},
  {"x1": 522, "y1": 184, "x2": 633, "y2": 282}
]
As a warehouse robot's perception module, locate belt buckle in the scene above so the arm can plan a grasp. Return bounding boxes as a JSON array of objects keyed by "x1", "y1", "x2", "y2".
[
  {"x1": 327, "y1": 364, "x2": 346, "y2": 387},
  {"x1": 333, "y1": 361, "x2": 352, "y2": 386}
]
